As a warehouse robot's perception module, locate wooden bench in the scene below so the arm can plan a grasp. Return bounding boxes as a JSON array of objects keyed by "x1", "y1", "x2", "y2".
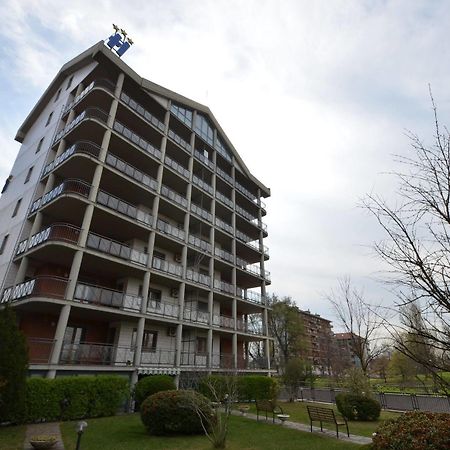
[
  {"x1": 255, "y1": 399, "x2": 284, "y2": 423},
  {"x1": 306, "y1": 405, "x2": 349, "y2": 438}
]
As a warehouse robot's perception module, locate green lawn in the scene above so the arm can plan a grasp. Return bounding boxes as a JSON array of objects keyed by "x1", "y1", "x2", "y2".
[
  {"x1": 0, "y1": 424, "x2": 26, "y2": 450},
  {"x1": 61, "y1": 413, "x2": 365, "y2": 450},
  {"x1": 252, "y1": 400, "x2": 402, "y2": 437}
]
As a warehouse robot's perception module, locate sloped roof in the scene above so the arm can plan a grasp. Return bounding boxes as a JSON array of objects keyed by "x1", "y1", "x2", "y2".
[{"x1": 16, "y1": 41, "x2": 270, "y2": 196}]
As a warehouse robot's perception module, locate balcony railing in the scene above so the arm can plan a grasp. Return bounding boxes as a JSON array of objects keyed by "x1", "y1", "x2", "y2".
[
  {"x1": 213, "y1": 279, "x2": 235, "y2": 295},
  {"x1": 160, "y1": 184, "x2": 188, "y2": 208},
  {"x1": 168, "y1": 129, "x2": 191, "y2": 153},
  {"x1": 30, "y1": 179, "x2": 91, "y2": 215},
  {"x1": 105, "y1": 153, "x2": 158, "y2": 192},
  {"x1": 113, "y1": 120, "x2": 162, "y2": 160},
  {"x1": 1, "y1": 276, "x2": 68, "y2": 304},
  {"x1": 237, "y1": 318, "x2": 264, "y2": 335},
  {"x1": 192, "y1": 175, "x2": 213, "y2": 195},
  {"x1": 215, "y1": 247, "x2": 234, "y2": 264},
  {"x1": 235, "y1": 204, "x2": 257, "y2": 222},
  {"x1": 235, "y1": 181, "x2": 257, "y2": 202},
  {"x1": 194, "y1": 150, "x2": 214, "y2": 169},
  {"x1": 211, "y1": 353, "x2": 235, "y2": 369},
  {"x1": 152, "y1": 257, "x2": 183, "y2": 277},
  {"x1": 188, "y1": 234, "x2": 212, "y2": 253},
  {"x1": 235, "y1": 229, "x2": 263, "y2": 251},
  {"x1": 63, "y1": 79, "x2": 114, "y2": 114},
  {"x1": 97, "y1": 190, "x2": 153, "y2": 227},
  {"x1": 215, "y1": 190, "x2": 233, "y2": 209},
  {"x1": 164, "y1": 155, "x2": 190, "y2": 179},
  {"x1": 16, "y1": 223, "x2": 81, "y2": 256},
  {"x1": 216, "y1": 166, "x2": 233, "y2": 185},
  {"x1": 180, "y1": 352, "x2": 208, "y2": 366},
  {"x1": 239, "y1": 290, "x2": 269, "y2": 305},
  {"x1": 215, "y1": 217, "x2": 233, "y2": 234},
  {"x1": 235, "y1": 258, "x2": 270, "y2": 281},
  {"x1": 42, "y1": 141, "x2": 101, "y2": 178},
  {"x1": 86, "y1": 232, "x2": 148, "y2": 266},
  {"x1": 120, "y1": 91, "x2": 165, "y2": 132},
  {"x1": 54, "y1": 108, "x2": 109, "y2": 143},
  {"x1": 156, "y1": 219, "x2": 185, "y2": 241},
  {"x1": 60, "y1": 342, "x2": 134, "y2": 366},
  {"x1": 28, "y1": 338, "x2": 55, "y2": 364},
  {"x1": 212, "y1": 314, "x2": 234, "y2": 329},
  {"x1": 74, "y1": 282, "x2": 142, "y2": 311},
  {"x1": 184, "y1": 307, "x2": 209, "y2": 324},
  {"x1": 140, "y1": 348, "x2": 177, "y2": 366},
  {"x1": 190, "y1": 202, "x2": 212, "y2": 222},
  {"x1": 186, "y1": 268, "x2": 211, "y2": 287},
  {"x1": 147, "y1": 299, "x2": 179, "y2": 318}
]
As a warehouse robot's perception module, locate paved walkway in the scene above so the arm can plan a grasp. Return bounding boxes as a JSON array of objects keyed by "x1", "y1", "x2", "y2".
[
  {"x1": 232, "y1": 411, "x2": 372, "y2": 446},
  {"x1": 24, "y1": 422, "x2": 65, "y2": 450}
]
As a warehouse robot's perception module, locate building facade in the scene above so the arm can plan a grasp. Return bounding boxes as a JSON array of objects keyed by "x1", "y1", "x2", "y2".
[
  {"x1": 334, "y1": 332, "x2": 367, "y2": 369},
  {"x1": 0, "y1": 41, "x2": 272, "y2": 385}
]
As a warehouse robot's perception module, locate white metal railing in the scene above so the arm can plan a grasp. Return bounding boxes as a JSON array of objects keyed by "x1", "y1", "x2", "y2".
[
  {"x1": 215, "y1": 247, "x2": 234, "y2": 264},
  {"x1": 215, "y1": 190, "x2": 233, "y2": 209},
  {"x1": 165, "y1": 155, "x2": 190, "y2": 179},
  {"x1": 192, "y1": 175, "x2": 213, "y2": 195},
  {"x1": 188, "y1": 234, "x2": 212, "y2": 253},
  {"x1": 160, "y1": 184, "x2": 188, "y2": 208},
  {"x1": 152, "y1": 257, "x2": 183, "y2": 277},
  {"x1": 156, "y1": 219, "x2": 185, "y2": 241},
  {"x1": 186, "y1": 269, "x2": 211, "y2": 286},
  {"x1": 190, "y1": 202, "x2": 212, "y2": 222},
  {"x1": 120, "y1": 91, "x2": 165, "y2": 131},
  {"x1": 215, "y1": 217, "x2": 233, "y2": 234},
  {"x1": 168, "y1": 129, "x2": 191, "y2": 152}
]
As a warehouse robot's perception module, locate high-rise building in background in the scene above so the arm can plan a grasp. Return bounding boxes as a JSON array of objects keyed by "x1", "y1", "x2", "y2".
[{"x1": 0, "y1": 40, "x2": 272, "y2": 385}]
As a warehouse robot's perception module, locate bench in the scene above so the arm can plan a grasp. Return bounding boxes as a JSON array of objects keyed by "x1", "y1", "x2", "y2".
[
  {"x1": 255, "y1": 399, "x2": 284, "y2": 423},
  {"x1": 306, "y1": 405, "x2": 349, "y2": 438}
]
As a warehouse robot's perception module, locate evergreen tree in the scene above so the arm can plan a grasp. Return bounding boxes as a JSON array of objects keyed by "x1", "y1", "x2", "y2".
[{"x1": 0, "y1": 306, "x2": 28, "y2": 423}]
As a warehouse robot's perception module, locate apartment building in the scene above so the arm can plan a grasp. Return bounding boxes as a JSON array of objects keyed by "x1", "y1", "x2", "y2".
[
  {"x1": 334, "y1": 332, "x2": 367, "y2": 369},
  {"x1": 0, "y1": 41, "x2": 272, "y2": 385}
]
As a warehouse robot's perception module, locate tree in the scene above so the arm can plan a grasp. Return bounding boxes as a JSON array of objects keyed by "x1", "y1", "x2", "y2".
[
  {"x1": 282, "y1": 358, "x2": 315, "y2": 401},
  {"x1": 326, "y1": 277, "x2": 388, "y2": 375},
  {"x1": 388, "y1": 350, "x2": 416, "y2": 383},
  {"x1": 0, "y1": 306, "x2": 28, "y2": 423},
  {"x1": 370, "y1": 354, "x2": 391, "y2": 383},
  {"x1": 364, "y1": 91, "x2": 450, "y2": 390},
  {"x1": 268, "y1": 295, "x2": 305, "y2": 367}
]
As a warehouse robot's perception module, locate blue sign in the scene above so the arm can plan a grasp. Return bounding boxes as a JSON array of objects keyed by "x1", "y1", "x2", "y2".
[{"x1": 106, "y1": 27, "x2": 133, "y2": 57}]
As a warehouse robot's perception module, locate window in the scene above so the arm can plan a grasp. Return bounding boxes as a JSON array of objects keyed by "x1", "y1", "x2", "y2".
[
  {"x1": 35, "y1": 137, "x2": 44, "y2": 153},
  {"x1": 45, "y1": 112, "x2": 53, "y2": 127},
  {"x1": 24, "y1": 167, "x2": 33, "y2": 184},
  {"x1": 198, "y1": 301, "x2": 208, "y2": 312},
  {"x1": 194, "y1": 114, "x2": 214, "y2": 146},
  {"x1": 54, "y1": 88, "x2": 61, "y2": 102},
  {"x1": 171, "y1": 103, "x2": 193, "y2": 127},
  {"x1": 148, "y1": 289, "x2": 162, "y2": 309},
  {"x1": 0, "y1": 235, "x2": 9, "y2": 255},
  {"x1": 66, "y1": 75, "x2": 74, "y2": 90},
  {"x1": 12, "y1": 198, "x2": 22, "y2": 217},
  {"x1": 1, "y1": 175, "x2": 12, "y2": 194},
  {"x1": 131, "y1": 328, "x2": 158, "y2": 351},
  {"x1": 196, "y1": 337, "x2": 207, "y2": 354}
]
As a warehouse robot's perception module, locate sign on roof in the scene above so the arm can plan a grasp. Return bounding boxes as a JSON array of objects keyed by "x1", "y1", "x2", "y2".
[{"x1": 105, "y1": 24, "x2": 133, "y2": 57}]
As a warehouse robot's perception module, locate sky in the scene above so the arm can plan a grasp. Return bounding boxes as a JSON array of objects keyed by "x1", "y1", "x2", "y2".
[{"x1": 1, "y1": 0, "x2": 450, "y2": 324}]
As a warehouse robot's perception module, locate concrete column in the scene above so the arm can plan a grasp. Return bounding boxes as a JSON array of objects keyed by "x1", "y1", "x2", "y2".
[
  {"x1": 114, "y1": 73, "x2": 125, "y2": 98},
  {"x1": 29, "y1": 212, "x2": 43, "y2": 237},
  {"x1": 140, "y1": 272, "x2": 151, "y2": 314},
  {"x1": 207, "y1": 328, "x2": 213, "y2": 370},
  {"x1": 232, "y1": 333, "x2": 238, "y2": 370},
  {"x1": 13, "y1": 257, "x2": 29, "y2": 285},
  {"x1": 265, "y1": 338, "x2": 271, "y2": 371},
  {"x1": 133, "y1": 317, "x2": 146, "y2": 367},
  {"x1": 47, "y1": 304, "x2": 71, "y2": 378},
  {"x1": 178, "y1": 282, "x2": 186, "y2": 321},
  {"x1": 175, "y1": 323, "x2": 183, "y2": 367},
  {"x1": 55, "y1": 139, "x2": 67, "y2": 159}
]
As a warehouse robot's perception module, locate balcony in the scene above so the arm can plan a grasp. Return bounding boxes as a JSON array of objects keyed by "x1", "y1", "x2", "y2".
[
  {"x1": 190, "y1": 202, "x2": 212, "y2": 222},
  {"x1": 164, "y1": 155, "x2": 190, "y2": 179},
  {"x1": 168, "y1": 128, "x2": 191, "y2": 153},
  {"x1": 237, "y1": 318, "x2": 264, "y2": 335},
  {"x1": 235, "y1": 229, "x2": 265, "y2": 252},
  {"x1": 156, "y1": 219, "x2": 185, "y2": 242},
  {"x1": 192, "y1": 175, "x2": 213, "y2": 195},
  {"x1": 213, "y1": 313, "x2": 234, "y2": 329},
  {"x1": 185, "y1": 268, "x2": 211, "y2": 287},
  {"x1": 194, "y1": 149, "x2": 214, "y2": 169},
  {"x1": 16, "y1": 223, "x2": 81, "y2": 256},
  {"x1": 180, "y1": 352, "x2": 207, "y2": 366},
  {"x1": 236, "y1": 257, "x2": 271, "y2": 281},
  {"x1": 183, "y1": 307, "x2": 209, "y2": 324},
  {"x1": 105, "y1": 153, "x2": 158, "y2": 192},
  {"x1": 215, "y1": 217, "x2": 233, "y2": 235},
  {"x1": 215, "y1": 190, "x2": 233, "y2": 209},
  {"x1": 235, "y1": 204, "x2": 257, "y2": 223},
  {"x1": 74, "y1": 282, "x2": 142, "y2": 311},
  {"x1": 113, "y1": 120, "x2": 162, "y2": 161},
  {"x1": 54, "y1": 108, "x2": 109, "y2": 143},
  {"x1": 120, "y1": 91, "x2": 165, "y2": 132},
  {"x1": 160, "y1": 184, "x2": 188, "y2": 209},
  {"x1": 216, "y1": 166, "x2": 233, "y2": 185},
  {"x1": 28, "y1": 338, "x2": 55, "y2": 364},
  {"x1": 152, "y1": 257, "x2": 183, "y2": 278},
  {"x1": 214, "y1": 247, "x2": 234, "y2": 264},
  {"x1": 30, "y1": 179, "x2": 91, "y2": 215},
  {"x1": 147, "y1": 299, "x2": 179, "y2": 318},
  {"x1": 213, "y1": 279, "x2": 235, "y2": 295},
  {"x1": 140, "y1": 348, "x2": 177, "y2": 366},
  {"x1": 1, "y1": 276, "x2": 68, "y2": 304},
  {"x1": 42, "y1": 141, "x2": 101, "y2": 178},
  {"x1": 188, "y1": 234, "x2": 212, "y2": 254},
  {"x1": 86, "y1": 232, "x2": 148, "y2": 266},
  {"x1": 60, "y1": 342, "x2": 134, "y2": 366},
  {"x1": 238, "y1": 290, "x2": 269, "y2": 305},
  {"x1": 235, "y1": 181, "x2": 257, "y2": 202}
]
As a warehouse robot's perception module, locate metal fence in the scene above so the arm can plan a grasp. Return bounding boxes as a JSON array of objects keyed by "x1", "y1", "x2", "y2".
[{"x1": 290, "y1": 387, "x2": 450, "y2": 413}]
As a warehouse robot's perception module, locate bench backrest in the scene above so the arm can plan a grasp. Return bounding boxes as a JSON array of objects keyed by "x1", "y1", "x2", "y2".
[
  {"x1": 256, "y1": 399, "x2": 276, "y2": 412},
  {"x1": 307, "y1": 406, "x2": 337, "y2": 422}
]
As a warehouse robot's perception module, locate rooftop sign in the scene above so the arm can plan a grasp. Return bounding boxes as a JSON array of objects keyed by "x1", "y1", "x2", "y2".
[{"x1": 105, "y1": 24, "x2": 133, "y2": 57}]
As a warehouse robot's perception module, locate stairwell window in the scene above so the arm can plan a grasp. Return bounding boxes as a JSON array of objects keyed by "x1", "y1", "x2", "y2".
[
  {"x1": 1, "y1": 175, "x2": 12, "y2": 193},
  {"x1": 66, "y1": 75, "x2": 74, "y2": 90},
  {"x1": 24, "y1": 166, "x2": 34, "y2": 184},
  {"x1": 12, "y1": 198, "x2": 22, "y2": 217},
  {"x1": 35, "y1": 137, "x2": 44, "y2": 153},
  {"x1": 0, "y1": 234, "x2": 9, "y2": 255},
  {"x1": 45, "y1": 112, "x2": 53, "y2": 127},
  {"x1": 54, "y1": 88, "x2": 61, "y2": 102}
]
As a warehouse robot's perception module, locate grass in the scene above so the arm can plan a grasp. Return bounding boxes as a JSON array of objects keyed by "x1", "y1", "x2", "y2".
[
  {"x1": 0, "y1": 424, "x2": 26, "y2": 450},
  {"x1": 61, "y1": 413, "x2": 365, "y2": 450},
  {"x1": 247, "y1": 400, "x2": 401, "y2": 437}
]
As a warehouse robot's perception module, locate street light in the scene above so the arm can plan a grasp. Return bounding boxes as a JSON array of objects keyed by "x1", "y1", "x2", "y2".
[{"x1": 75, "y1": 421, "x2": 88, "y2": 450}]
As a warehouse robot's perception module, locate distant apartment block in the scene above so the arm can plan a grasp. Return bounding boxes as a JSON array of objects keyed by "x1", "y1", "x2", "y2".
[
  {"x1": 0, "y1": 41, "x2": 272, "y2": 385},
  {"x1": 334, "y1": 332, "x2": 367, "y2": 369}
]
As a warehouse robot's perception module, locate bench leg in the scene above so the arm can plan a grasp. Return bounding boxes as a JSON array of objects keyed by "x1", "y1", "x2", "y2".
[
  {"x1": 310, "y1": 421, "x2": 312, "y2": 433},
  {"x1": 346, "y1": 423, "x2": 349, "y2": 437},
  {"x1": 320, "y1": 421, "x2": 323, "y2": 432},
  {"x1": 336, "y1": 425, "x2": 339, "y2": 438}
]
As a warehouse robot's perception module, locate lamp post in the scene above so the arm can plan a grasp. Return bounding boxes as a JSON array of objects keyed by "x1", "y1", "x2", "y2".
[{"x1": 75, "y1": 421, "x2": 88, "y2": 450}]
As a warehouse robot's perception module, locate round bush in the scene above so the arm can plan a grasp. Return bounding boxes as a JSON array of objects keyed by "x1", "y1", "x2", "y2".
[
  {"x1": 336, "y1": 393, "x2": 381, "y2": 421},
  {"x1": 134, "y1": 375, "x2": 175, "y2": 407},
  {"x1": 140, "y1": 390, "x2": 213, "y2": 435},
  {"x1": 372, "y1": 411, "x2": 450, "y2": 450}
]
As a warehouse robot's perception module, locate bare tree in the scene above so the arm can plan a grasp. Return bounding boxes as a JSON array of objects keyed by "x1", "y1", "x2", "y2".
[
  {"x1": 364, "y1": 91, "x2": 450, "y2": 390},
  {"x1": 326, "y1": 277, "x2": 388, "y2": 374}
]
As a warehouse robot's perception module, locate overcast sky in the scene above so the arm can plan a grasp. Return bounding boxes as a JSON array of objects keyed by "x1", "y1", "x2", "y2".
[{"x1": 1, "y1": 0, "x2": 450, "y2": 324}]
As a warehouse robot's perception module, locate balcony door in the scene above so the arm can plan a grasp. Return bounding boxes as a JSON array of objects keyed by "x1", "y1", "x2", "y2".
[{"x1": 61, "y1": 326, "x2": 86, "y2": 363}]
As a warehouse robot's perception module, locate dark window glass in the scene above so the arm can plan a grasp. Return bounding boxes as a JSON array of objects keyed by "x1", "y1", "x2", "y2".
[
  {"x1": 0, "y1": 234, "x2": 9, "y2": 255},
  {"x1": 24, "y1": 167, "x2": 33, "y2": 184},
  {"x1": 12, "y1": 198, "x2": 22, "y2": 217},
  {"x1": 36, "y1": 138, "x2": 44, "y2": 153},
  {"x1": 45, "y1": 112, "x2": 53, "y2": 127}
]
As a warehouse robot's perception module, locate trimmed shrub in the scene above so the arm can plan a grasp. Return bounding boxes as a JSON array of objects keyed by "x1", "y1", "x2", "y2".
[
  {"x1": 238, "y1": 376, "x2": 278, "y2": 401},
  {"x1": 134, "y1": 375, "x2": 175, "y2": 407},
  {"x1": 199, "y1": 375, "x2": 232, "y2": 401},
  {"x1": 55, "y1": 376, "x2": 92, "y2": 420},
  {"x1": 141, "y1": 389, "x2": 212, "y2": 435},
  {"x1": 372, "y1": 411, "x2": 450, "y2": 450},
  {"x1": 88, "y1": 375, "x2": 130, "y2": 417},
  {"x1": 25, "y1": 378, "x2": 60, "y2": 422},
  {"x1": 336, "y1": 393, "x2": 381, "y2": 421}
]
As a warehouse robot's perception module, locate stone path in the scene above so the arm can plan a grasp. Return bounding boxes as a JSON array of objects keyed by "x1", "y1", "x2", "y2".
[
  {"x1": 24, "y1": 422, "x2": 65, "y2": 450},
  {"x1": 232, "y1": 411, "x2": 372, "y2": 446}
]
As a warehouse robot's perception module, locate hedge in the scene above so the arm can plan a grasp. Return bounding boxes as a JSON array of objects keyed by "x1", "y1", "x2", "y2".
[
  {"x1": 335, "y1": 393, "x2": 381, "y2": 421},
  {"x1": 134, "y1": 375, "x2": 176, "y2": 408},
  {"x1": 25, "y1": 375, "x2": 129, "y2": 423}
]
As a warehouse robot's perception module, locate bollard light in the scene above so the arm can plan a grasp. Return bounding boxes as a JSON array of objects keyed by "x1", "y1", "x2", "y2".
[{"x1": 75, "y1": 421, "x2": 88, "y2": 450}]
